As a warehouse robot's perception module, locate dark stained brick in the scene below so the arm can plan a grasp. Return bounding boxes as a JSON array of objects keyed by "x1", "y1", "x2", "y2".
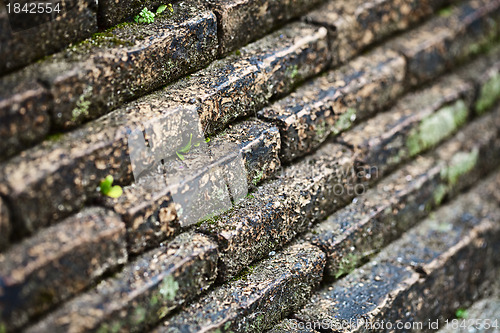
[
  {"x1": 258, "y1": 48, "x2": 405, "y2": 162},
  {"x1": 35, "y1": 1, "x2": 217, "y2": 130},
  {"x1": 308, "y1": 105, "x2": 500, "y2": 279},
  {"x1": 0, "y1": 198, "x2": 10, "y2": 252},
  {"x1": 340, "y1": 74, "x2": 474, "y2": 180},
  {"x1": 388, "y1": 0, "x2": 500, "y2": 87},
  {"x1": 153, "y1": 243, "x2": 325, "y2": 333},
  {"x1": 0, "y1": 73, "x2": 51, "y2": 161},
  {"x1": 197, "y1": 141, "x2": 358, "y2": 281},
  {"x1": 104, "y1": 118, "x2": 280, "y2": 255},
  {"x1": 0, "y1": 207, "x2": 127, "y2": 331},
  {"x1": 207, "y1": 0, "x2": 326, "y2": 55},
  {"x1": 295, "y1": 178, "x2": 500, "y2": 330},
  {"x1": 26, "y1": 232, "x2": 218, "y2": 333},
  {"x1": 0, "y1": 0, "x2": 97, "y2": 75},
  {"x1": 304, "y1": 0, "x2": 441, "y2": 66},
  {"x1": 162, "y1": 22, "x2": 329, "y2": 134}
]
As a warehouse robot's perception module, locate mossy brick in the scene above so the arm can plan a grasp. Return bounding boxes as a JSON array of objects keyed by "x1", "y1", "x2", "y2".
[
  {"x1": 432, "y1": 104, "x2": 500, "y2": 198},
  {"x1": 456, "y1": 46, "x2": 500, "y2": 114},
  {"x1": 207, "y1": 0, "x2": 326, "y2": 55},
  {"x1": 258, "y1": 48, "x2": 405, "y2": 163},
  {"x1": 153, "y1": 243, "x2": 325, "y2": 333},
  {"x1": 103, "y1": 117, "x2": 279, "y2": 254},
  {"x1": 304, "y1": 0, "x2": 441, "y2": 66},
  {"x1": 0, "y1": 198, "x2": 10, "y2": 252},
  {"x1": 340, "y1": 74, "x2": 474, "y2": 180},
  {"x1": 31, "y1": 1, "x2": 217, "y2": 129},
  {"x1": 25, "y1": 232, "x2": 217, "y2": 333},
  {"x1": 295, "y1": 182, "x2": 500, "y2": 330},
  {"x1": 0, "y1": 0, "x2": 97, "y2": 75},
  {"x1": 161, "y1": 22, "x2": 329, "y2": 135},
  {"x1": 0, "y1": 73, "x2": 51, "y2": 161},
  {"x1": 0, "y1": 102, "x2": 197, "y2": 236},
  {"x1": 197, "y1": 141, "x2": 359, "y2": 281},
  {"x1": 210, "y1": 119, "x2": 281, "y2": 188},
  {"x1": 0, "y1": 207, "x2": 127, "y2": 331},
  {"x1": 268, "y1": 319, "x2": 321, "y2": 333},
  {"x1": 308, "y1": 111, "x2": 500, "y2": 280},
  {"x1": 388, "y1": 0, "x2": 500, "y2": 87}
]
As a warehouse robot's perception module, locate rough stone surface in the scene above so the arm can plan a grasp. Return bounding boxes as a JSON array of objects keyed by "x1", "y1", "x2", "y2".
[
  {"x1": 304, "y1": 0, "x2": 441, "y2": 66},
  {"x1": 268, "y1": 319, "x2": 321, "y2": 333},
  {"x1": 197, "y1": 141, "x2": 359, "y2": 281},
  {"x1": 98, "y1": 0, "x2": 163, "y2": 28},
  {"x1": 0, "y1": 207, "x2": 127, "y2": 331},
  {"x1": 340, "y1": 74, "x2": 474, "y2": 179},
  {"x1": 162, "y1": 22, "x2": 329, "y2": 134},
  {"x1": 0, "y1": 197, "x2": 10, "y2": 252},
  {"x1": 388, "y1": 0, "x2": 500, "y2": 87},
  {"x1": 258, "y1": 48, "x2": 405, "y2": 163},
  {"x1": 438, "y1": 297, "x2": 500, "y2": 332},
  {"x1": 457, "y1": 46, "x2": 500, "y2": 115},
  {"x1": 104, "y1": 118, "x2": 280, "y2": 254},
  {"x1": 207, "y1": 0, "x2": 326, "y2": 55},
  {"x1": 26, "y1": 232, "x2": 218, "y2": 333},
  {"x1": 296, "y1": 180, "x2": 500, "y2": 331},
  {"x1": 0, "y1": 0, "x2": 97, "y2": 75},
  {"x1": 0, "y1": 73, "x2": 51, "y2": 161},
  {"x1": 153, "y1": 243, "x2": 326, "y2": 333},
  {"x1": 35, "y1": 1, "x2": 217, "y2": 130}
]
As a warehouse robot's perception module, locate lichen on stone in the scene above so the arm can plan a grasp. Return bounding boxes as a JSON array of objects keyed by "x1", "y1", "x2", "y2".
[
  {"x1": 476, "y1": 72, "x2": 500, "y2": 114},
  {"x1": 442, "y1": 148, "x2": 479, "y2": 185},
  {"x1": 333, "y1": 108, "x2": 356, "y2": 135}
]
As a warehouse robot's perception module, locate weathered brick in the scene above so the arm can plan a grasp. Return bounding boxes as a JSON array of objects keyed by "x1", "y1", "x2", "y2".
[
  {"x1": 304, "y1": 0, "x2": 442, "y2": 66},
  {"x1": 197, "y1": 141, "x2": 358, "y2": 281},
  {"x1": 0, "y1": 0, "x2": 97, "y2": 75},
  {"x1": 268, "y1": 319, "x2": 321, "y2": 333},
  {"x1": 105, "y1": 118, "x2": 280, "y2": 254},
  {"x1": 0, "y1": 105, "x2": 195, "y2": 236},
  {"x1": 308, "y1": 105, "x2": 500, "y2": 279},
  {"x1": 26, "y1": 232, "x2": 217, "y2": 333},
  {"x1": 0, "y1": 73, "x2": 51, "y2": 161},
  {"x1": 0, "y1": 207, "x2": 127, "y2": 331},
  {"x1": 457, "y1": 46, "x2": 500, "y2": 114},
  {"x1": 33, "y1": 1, "x2": 217, "y2": 129},
  {"x1": 153, "y1": 243, "x2": 325, "y2": 333},
  {"x1": 163, "y1": 22, "x2": 329, "y2": 134},
  {"x1": 340, "y1": 74, "x2": 474, "y2": 179},
  {"x1": 295, "y1": 179, "x2": 500, "y2": 330},
  {"x1": 258, "y1": 48, "x2": 405, "y2": 162},
  {"x1": 388, "y1": 0, "x2": 500, "y2": 87},
  {"x1": 98, "y1": 0, "x2": 162, "y2": 28},
  {"x1": 207, "y1": 0, "x2": 326, "y2": 55},
  {"x1": 0, "y1": 197, "x2": 9, "y2": 252}
]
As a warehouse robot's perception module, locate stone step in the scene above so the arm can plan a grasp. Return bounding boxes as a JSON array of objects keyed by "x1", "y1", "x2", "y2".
[
  {"x1": 152, "y1": 242, "x2": 325, "y2": 333},
  {"x1": 196, "y1": 140, "x2": 358, "y2": 281},
  {"x1": 25, "y1": 232, "x2": 218, "y2": 333},
  {"x1": 208, "y1": 0, "x2": 325, "y2": 56},
  {"x1": 307, "y1": 105, "x2": 500, "y2": 280},
  {"x1": 97, "y1": 0, "x2": 163, "y2": 28},
  {"x1": 0, "y1": 207, "x2": 127, "y2": 331},
  {"x1": 341, "y1": 73, "x2": 474, "y2": 180},
  {"x1": 0, "y1": 20, "x2": 327, "y2": 238},
  {"x1": 294, "y1": 173, "x2": 500, "y2": 331},
  {"x1": 304, "y1": 0, "x2": 448, "y2": 66},
  {"x1": 388, "y1": 0, "x2": 500, "y2": 87},
  {"x1": 0, "y1": 197, "x2": 9, "y2": 252},
  {"x1": 258, "y1": 48, "x2": 406, "y2": 163},
  {"x1": 103, "y1": 119, "x2": 281, "y2": 255},
  {"x1": 0, "y1": 0, "x2": 97, "y2": 75}
]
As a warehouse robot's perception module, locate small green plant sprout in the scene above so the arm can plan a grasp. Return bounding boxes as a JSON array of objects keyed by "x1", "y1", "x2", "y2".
[
  {"x1": 176, "y1": 133, "x2": 193, "y2": 160},
  {"x1": 99, "y1": 175, "x2": 123, "y2": 198},
  {"x1": 455, "y1": 308, "x2": 468, "y2": 319},
  {"x1": 156, "y1": 4, "x2": 173, "y2": 15},
  {"x1": 134, "y1": 7, "x2": 155, "y2": 24}
]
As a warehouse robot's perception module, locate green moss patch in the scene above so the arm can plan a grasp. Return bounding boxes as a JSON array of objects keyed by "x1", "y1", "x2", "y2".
[{"x1": 476, "y1": 72, "x2": 500, "y2": 114}]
